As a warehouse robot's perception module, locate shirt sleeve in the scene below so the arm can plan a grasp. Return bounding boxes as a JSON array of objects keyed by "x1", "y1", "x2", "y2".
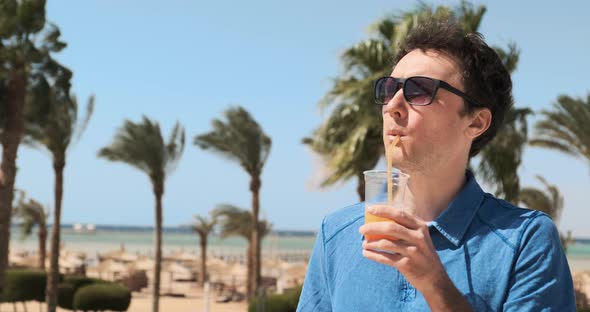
[
  {"x1": 503, "y1": 214, "x2": 576, "y2": 311},
  {"x1": 296, "y1": 218, "x2": 332, "y2": 312}
]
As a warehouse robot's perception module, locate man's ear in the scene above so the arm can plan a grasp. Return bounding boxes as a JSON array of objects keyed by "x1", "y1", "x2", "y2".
[{"x1": 466, "y1": 108, "x2": 491, "y2": 139}]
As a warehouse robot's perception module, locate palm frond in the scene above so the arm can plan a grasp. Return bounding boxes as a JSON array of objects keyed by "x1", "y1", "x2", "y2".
[
  {"x1": 165, "y1": 121, "x2": 186, "y2": 174},
  {"x1": 306, "y1": 2, "x2": 501, "y2": 196},
  {"x1": 70, "y1": 94, "x2": 95, "y2": 147},
  {"x1": 476, "y1": 107, "x2": 532, "y2": 203},
  {"x1": 23, "y1": 68, "x2": 93, "y2": 159},
  {"x1": 519, "y1": 175, "x2": 563, "y2": 222},
  {"x1": 456, "y1": 0, "x2": 486, "y2": 33},
  {"x1": 99, "y1": 116, "x2": 185, "y2": 181},
  {"x1": 519, "y1": 188, "x2": 551, "y2": 215},
  {"x1": 212, "y1": 204, "x2": 272, "y2": 240},
  {"x1": 192, "y1": 215, "x2": 216, "y2": 238},
  {"x1": 13, "y1": 196, "x2": 48, "y2": 239},
  {"x1": 494, "y1": 43, "x2": 520, "y2": 74},
  {"x1": 530, "y1": 94, "x2": 590, "y2": 165},
  {"x1": 194, "y1": 106, "x2": 271, "y2": 177}
]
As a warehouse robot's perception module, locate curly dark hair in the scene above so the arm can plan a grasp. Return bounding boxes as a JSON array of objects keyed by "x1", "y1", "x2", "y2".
[{"x1": 394, "y1": 18, "x2": 513, "y2": 158}]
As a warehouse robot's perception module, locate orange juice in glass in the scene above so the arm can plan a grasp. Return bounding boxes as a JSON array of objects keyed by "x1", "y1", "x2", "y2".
[{"x1": 363, "y1": 170, "x2": 409, "y2": 240}]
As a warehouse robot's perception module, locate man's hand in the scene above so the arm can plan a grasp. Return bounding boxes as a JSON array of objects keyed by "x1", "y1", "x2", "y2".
[{"x1": 358, "y1": 205, "x2": 472, "y2": 311}]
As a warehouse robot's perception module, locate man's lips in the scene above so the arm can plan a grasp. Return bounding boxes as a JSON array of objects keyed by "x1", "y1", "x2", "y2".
[
  {"x1": 386, "y1": 130, "x2": 406, "y2": 146},
  {"x1": 386, "y1": 129, "x2": 405, "y2": 136}
]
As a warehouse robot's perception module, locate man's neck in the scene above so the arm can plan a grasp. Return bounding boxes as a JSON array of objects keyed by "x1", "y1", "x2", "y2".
[{"x1": 403, "y1": 164, "x2": 468, "y2": 222}]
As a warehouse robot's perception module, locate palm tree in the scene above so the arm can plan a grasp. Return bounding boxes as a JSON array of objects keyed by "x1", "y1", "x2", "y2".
[
  {"x1": 192, "y1": 214, "x2": 216, "y2": 288},
  {"x1": 472, "y1": 41, "x2": 531, "y2": 204},
  {"x1": 25, "y1": 75, "x2": 94, "y2": 310},
  {"x1": 212, "y1": 204, "x2": 272, "y2": 289},
  {"x1": 212, "y1": 204, "x2": 272, "y2": 242},
  {"x1": 305, "y1": 2, "x2": 528, "y2": 204},
  {"x1": 476, "y1": 106, "x2": 532, "y2": 203},
  {"x1": 304, "y1": 2, "x2": 495, "y2": 201},
  {"x1": 13, "y1": 191, "x2": 49, "y2": 269},
  {"x1": 529, "y1": 94, "x2": 590, "y2": 169},
  {"x1": 99, "y1": 117, "x2": 185, "y2": 312},
  {"x1": 519, "y1": 176, "x2": 563, "y2": 221},
  {"x1": 302, "y1": 14, "x2": 402, "y2": 201},
  {"x1": 194, "y1": 106, "x2": 271, "y2": 300},
  {"x1": 0, "y1": 0, "x2": 68, "y2": 292},
  {"x1": 519, "y1": 176, "x2": 570, "y2": 251}
]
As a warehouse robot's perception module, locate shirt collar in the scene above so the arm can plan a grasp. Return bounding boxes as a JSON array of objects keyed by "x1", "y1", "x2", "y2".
[{"x1": 428, "y1": 170, "x2": 485, "y2": 247}]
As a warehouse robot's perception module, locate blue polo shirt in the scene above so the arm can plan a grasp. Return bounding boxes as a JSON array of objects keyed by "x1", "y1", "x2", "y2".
[{"x1": 297, "y1": 172, "x2": 575, "y2": 311}]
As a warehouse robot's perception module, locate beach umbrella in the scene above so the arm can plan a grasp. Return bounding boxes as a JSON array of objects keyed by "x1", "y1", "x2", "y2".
[
  {"x1": 164, "y1": 262, "x2": 192, "y2": 277},
  {"x1": 206, "y1": 258, "x2": 230, "y2": 283},
  {"x1": 229, "y1": 263, "x2": 247, "y2": 275},
  {"x1": 166, "y1": 250, "x2": 198, "y2": 264},
  {"x1": 8, "y1": 253, "x2": 25, "y2": 266},
  {"x1": 59, "y1": 258, "x2": 81, "y2": 274},
  {"x1": 573, "y1": 271, "x2": 590, "y2": 306},
  {"x1": 61, "y1": 252, "x2": 85, "y2": 264},
  {"x1": 162, "y1": 262, "x2": 194, "y2": 293},
  {"x1": 133, "y1": 256, "x2": 155, "y2": 271},
  {"x1": 284, "y1": 263, "x2": 308, "y2": 280},
  {"x1": 262, "y1": 258, "x2": 285, "y2": 278},
  {"x1": 95, "y1": 259, "x2": 129, "y2": 280},
  {"x1": 10, "y1": 254, "x2": 38, "y2": 268},
  {"x1": 99, "y1": 245, "x2": 138, "y2": 263}
]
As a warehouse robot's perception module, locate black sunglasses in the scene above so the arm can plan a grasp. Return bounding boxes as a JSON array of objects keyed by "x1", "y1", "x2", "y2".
[{"x1": 374, "y1": 76, "x2": 482, "y2": 107}]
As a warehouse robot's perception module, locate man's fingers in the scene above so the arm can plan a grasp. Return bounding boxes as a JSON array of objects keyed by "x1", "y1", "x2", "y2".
[
  {"x1": 359, "y1": 221, "x2": 414, "y2": 242},
  {"x1": 361, "y1": 248, "x2": 405, "y2": 267},
  {"x1": 367, "y1": 205, "x2": 422, "y2": 229},
  {"x1": 363, "y1": 238, "x2": 414, "y2": 256}
]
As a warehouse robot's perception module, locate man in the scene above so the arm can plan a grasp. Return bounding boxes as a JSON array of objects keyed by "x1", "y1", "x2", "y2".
[{"x1": 297, "y1": 19, "x2": 575, "y2": 311}]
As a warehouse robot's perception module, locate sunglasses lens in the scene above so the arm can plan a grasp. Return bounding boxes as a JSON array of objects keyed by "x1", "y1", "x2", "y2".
[
  {"x1": 405, "y1": 77, "x2": 435, "y2": 105},
  {"x1": 375, "y1": 77, "x2": 399, "y2": 104}
]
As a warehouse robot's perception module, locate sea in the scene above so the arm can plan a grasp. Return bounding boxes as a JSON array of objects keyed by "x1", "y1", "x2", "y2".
[
  {"x1": 9, "y1": 224, "x2": 590, "y2": 271},
  {"x1": 9, "y1": 224, "x2": 315, "y2": 257}
]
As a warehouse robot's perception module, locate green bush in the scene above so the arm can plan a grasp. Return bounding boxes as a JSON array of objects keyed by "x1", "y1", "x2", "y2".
[
  {"x1": 248, "y1": 285, "x2": 303, "y2": 312},
  {"x1": 285, "y1": 285, "x2": 302, "y2": 308},
  {"x1": 249, "y1": 294, "x2": 293, "y2": 312},
  {"x1": 57, "y1": 275, "x2": 109, "y2": 310},
  {"x1": 0, "y1": 269, "x2": 46, "y2": 303},
  {"x1": 73, "y1": 283, "x2": 131, "y2": 311},
  {"x1": 63, "y1": 275, "x2": 106, "y2": 290},
  {"x1": 57, "y1": 283, "x2": 75, "y2": 310}
]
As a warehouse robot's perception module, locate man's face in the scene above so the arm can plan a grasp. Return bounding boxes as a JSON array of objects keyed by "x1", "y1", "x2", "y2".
[{"x1": 383, "y1": 49, "x2": 474, "y2": 173}]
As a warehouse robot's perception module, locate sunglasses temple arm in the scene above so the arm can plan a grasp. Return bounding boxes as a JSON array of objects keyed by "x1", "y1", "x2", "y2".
[{"x1": 440, "y1": 82, "x2": 482, "y2": 107}]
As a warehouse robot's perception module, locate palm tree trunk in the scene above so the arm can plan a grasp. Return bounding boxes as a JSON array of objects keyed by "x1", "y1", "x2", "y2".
[
  {"x1": 199, "y1": 235, "x2": 207, "y2": 288},
  {"x1": 503, "y1": 175, "x2": 519, "y2": 205},
  {"x1": 0, "y1": 70, "x2": 26, "y2": 293},
  {"x1": 246, "y1": 243, "x2": 252, "y2": 299},
  {"x1": 152, "y1": 184, "x2": 164, "y2": 312},
  {"x1": 38, "y1": 225, "x2": 47, "y2": 270},
  {"x1": 249, "y1": 176, "x2": 261, "y2": 300},
  {"x1": 357, "y1": 172, "x2": 365, "y2": 202},
  {"x1": 46, "y1": 157, "x2": 65, "y2": 312}
]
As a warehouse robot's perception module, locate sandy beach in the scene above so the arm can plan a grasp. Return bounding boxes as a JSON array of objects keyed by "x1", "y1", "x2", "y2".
[
  {"x1": 6, "y1": 242, "x2": 308, "y2": 312},
  {"x1": 6, "y1": 233, "x2": 590, "y2": 311},
  {"x1": 0, "y1": 294, "x2": 248, "y2": 312},
  {"x1": 5, "y1": 253, "x2": 590, "y2": 311}
]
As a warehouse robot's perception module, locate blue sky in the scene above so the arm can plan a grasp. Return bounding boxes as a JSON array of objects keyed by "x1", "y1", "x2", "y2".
[{"x1": 13, "y1": 1, "x2": 590, "y2": 236}]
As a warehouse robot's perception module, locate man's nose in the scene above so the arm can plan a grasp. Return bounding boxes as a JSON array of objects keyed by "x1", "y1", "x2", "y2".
[{"x1": 382, "y1": 88, "x2": 407, "y2": 120}]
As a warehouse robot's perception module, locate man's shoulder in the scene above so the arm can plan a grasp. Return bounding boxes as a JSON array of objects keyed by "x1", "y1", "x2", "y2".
[
  {"x1": 475, "y1": 193, "x2": 555, "y2": 249},
  {"x1": 321, "y1": 202, "x2": 364, "y2": 243},
  {"x1": 478, "y1": 193, "x2": 548, "y2": 222}
]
